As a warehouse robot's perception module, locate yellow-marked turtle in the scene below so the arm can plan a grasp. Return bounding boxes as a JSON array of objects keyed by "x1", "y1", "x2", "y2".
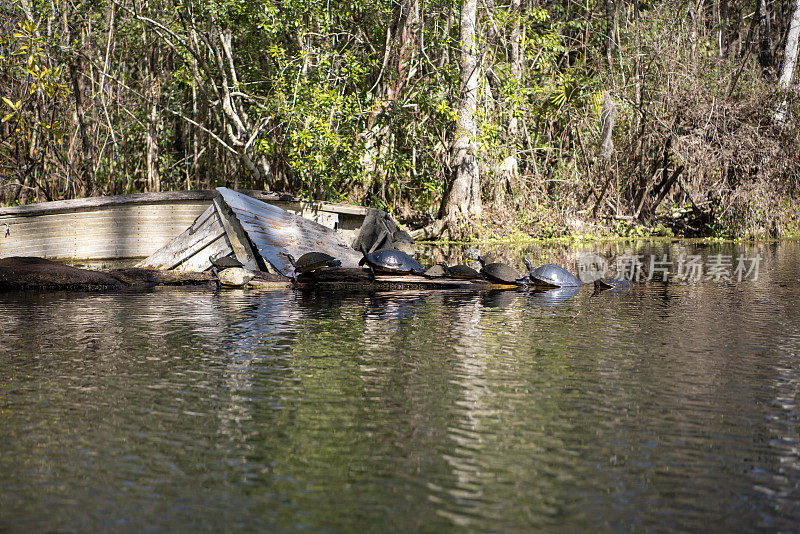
[
  {"x1": 359, "y1": 243, "x2": 425, "y2": 276},
  {"x1": 524, "y1": 258, "x2": 583, "y2": 288},
  {"x1": 209, "y1": 253, "x2": 248, "y2": 288}
]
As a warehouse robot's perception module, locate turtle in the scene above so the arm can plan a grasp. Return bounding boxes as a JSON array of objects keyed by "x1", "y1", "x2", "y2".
[
  {"x1": 359, "y1": 242, "x2": 425, "y2": 276},
  {"x1": 209, "y1": 253, "x2": 247, "y2": 288},
  {"x1": 209, "y1": 252, "x2": 244, "y2": 270},
  {"x1": 524, "y1": 258, "x2": 583, "y2": 288},
  {"x1": 475, "y1": 253, "x2": 524, "y2": 285},
  {"x1": 217, "y1": 267, "x2": 256, "y2": 288},
  {"x1": 444, "y1": 263, "x2": 482, "y2": 280},
  {"x1": 423, "y1": 262, "x2": 448, "y2": 278},
  {"x1": 593, "y1": 277, "x2": 631, "y2": 291},
  {"x1": 284, "y1": 252, "x2": 341, "y2": 276}
]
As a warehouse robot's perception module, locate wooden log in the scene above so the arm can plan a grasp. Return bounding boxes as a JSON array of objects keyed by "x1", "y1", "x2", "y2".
[
  {"x1": 0, "y1": 256, "x2": 125, "y2": 290},
  {"x1": 293, "y1": 267, "x2": 520, "y2": 291}
]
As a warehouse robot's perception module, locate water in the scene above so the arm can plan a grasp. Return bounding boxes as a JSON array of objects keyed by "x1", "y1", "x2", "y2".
[{"x1": 2, "y1": 241, "x2": 800, "y2": 532}]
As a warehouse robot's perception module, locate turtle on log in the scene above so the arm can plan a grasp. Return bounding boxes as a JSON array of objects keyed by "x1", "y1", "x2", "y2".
[
  {"x1": 359, "y1": 243, "x2": 425, "y2": 276},
  {"x1": 474, "y1": 253, "x2": 525, "y2": 285},
  {"x1": 284, "y1": 252, "x2": 341, "y2": 275},
  {"x1": 523, "y1": 258, "x2": 583, "y2": 288}
]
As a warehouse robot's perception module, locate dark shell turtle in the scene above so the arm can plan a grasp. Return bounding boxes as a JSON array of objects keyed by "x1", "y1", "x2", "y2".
[
  {"x1": 284, "y1": 252, "x2": 341, "y2": 274},
  {"x1": 359, "y1": 243, "x2": 425, "y2": 275},
  {"x1": 209, "y1": 253, "x2": 247, "y2": 288},
  {"x1": 525, "y1": 259, "x2": 583, "y2": 288},
  {"x1": 594, "y1": 277, "x2": 631, "y2": 291},
  {"x1": 476, "y1": 254, "x2": 523, "y2": 285},
  {"x1": 210, "y1": 253, "x2": 244, "y2": 270},
  {"x1": 445, "y1": 264, "x2": 482, "y2": 280}
]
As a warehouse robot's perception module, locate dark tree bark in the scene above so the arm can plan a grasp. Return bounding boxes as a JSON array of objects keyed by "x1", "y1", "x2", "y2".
[
  {"x1": 605, "y1": 0, "x2": 615, "y2": 66},
  {"x1": 757, "y1": 0, "x2": 773, "y2": 75},
  {"x1": 65, "y1": 2, "x2": 95, "y2": 197}
]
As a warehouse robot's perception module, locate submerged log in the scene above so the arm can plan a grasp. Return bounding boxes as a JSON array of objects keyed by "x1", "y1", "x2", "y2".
[{"x1": 0, "y1": 257, "x2": 125, "y2": 290}]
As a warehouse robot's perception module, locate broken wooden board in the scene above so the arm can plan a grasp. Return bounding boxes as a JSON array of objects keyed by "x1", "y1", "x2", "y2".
[
  {"x1": 136, "y1": 204, "x2": 230, "y2": 271},
  {"x1": 292, "y1": 268, "x2": 522, "y2": 291},
  {"x1": 216, "y1": 187, "x2": 363, "y2": 277},
  {"x1": 136, "y1": 196, "x2": 261, "y2": 272}
]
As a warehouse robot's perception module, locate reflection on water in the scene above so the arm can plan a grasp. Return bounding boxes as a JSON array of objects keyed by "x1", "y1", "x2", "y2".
[{"x1": 2, "y1": 241, "x2": 800, "y2": 532}]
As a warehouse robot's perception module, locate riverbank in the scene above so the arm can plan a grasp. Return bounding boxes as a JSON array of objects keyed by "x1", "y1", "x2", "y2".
[{"x1": 401, "y1": 200, "x2": 800, "y2": 243}]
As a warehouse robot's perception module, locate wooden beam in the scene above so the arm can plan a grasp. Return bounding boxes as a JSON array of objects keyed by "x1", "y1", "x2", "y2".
[{"x1": 213, "y1": 197, "x2": 260, "y2": 271}]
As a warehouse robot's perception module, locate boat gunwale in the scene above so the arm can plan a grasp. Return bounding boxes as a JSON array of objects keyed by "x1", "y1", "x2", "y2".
[{"x1": 0, "y1": 190, "x2": 371, "y2": 218}]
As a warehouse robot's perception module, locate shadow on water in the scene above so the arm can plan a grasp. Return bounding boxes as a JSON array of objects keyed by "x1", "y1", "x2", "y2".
[{"x1": 2, "y1": 241, "x2": 800, "y2": 531}]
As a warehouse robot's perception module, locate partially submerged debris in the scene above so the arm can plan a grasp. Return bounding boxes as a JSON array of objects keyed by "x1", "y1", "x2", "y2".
[{"x1": 0, "y1": 257, "x2": 125, "y2": 291}]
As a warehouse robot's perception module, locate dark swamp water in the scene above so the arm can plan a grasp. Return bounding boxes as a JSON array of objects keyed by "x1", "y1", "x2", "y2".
[{"x1": 2, "y1": 240, "x2": 800, "y2": 533}]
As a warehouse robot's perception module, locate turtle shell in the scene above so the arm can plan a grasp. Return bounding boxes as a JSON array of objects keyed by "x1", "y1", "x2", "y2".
[
  {"x1": 217, "y1": 267, "x2": 255, "y2": 287},
  {"x1": 360, "y1": 243, "x2": 424, "y2": 275},
  {"x1": 529, "y1": 264, "x2": 583, "y2": 288},
  {"x1": 423, "y1": 263, "x2": 447, "y2": 278},
  {"x1": 481, "y1": 262, "x2": 521, "y2": 284},
  {"x1": 210, "y1": 253, "x2": 244, "y2": 270},
  {"x1": 446, "y1": 264, "x2": 482, "y2": 279},
  {"x1": 287, "y1": 252, "x2": 341, "y2": 273}
]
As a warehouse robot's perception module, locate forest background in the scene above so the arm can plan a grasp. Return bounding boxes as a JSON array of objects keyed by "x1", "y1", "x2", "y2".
[{"x1": 1, "y1": 0, "x2": 799, "y2": 239}]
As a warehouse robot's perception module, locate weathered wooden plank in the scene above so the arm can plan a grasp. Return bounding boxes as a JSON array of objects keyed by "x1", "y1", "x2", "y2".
[
  {"x1": 175, "y1": 233, "x2": 229, "y2": 272},
  {"x1": 212, "y1": 197, "x2": 260, "y2": 271},
  {"x1": 0, "y1": 191, "x2": 217, "y2": 216},
  {"x1": 0, "y1": 202, "x2": 212, "y2": 259},
  {"x1": 216, "y1": 187, "x2": 363, "y2": 277},
  {"x1": 137, "y1": 206, "x2": 228, "y2": 270}
]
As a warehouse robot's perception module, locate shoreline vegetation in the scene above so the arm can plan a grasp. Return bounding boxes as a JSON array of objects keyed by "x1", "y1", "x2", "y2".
[{"x1": 2, "y1": 0, "x2": 799, "y2": 241}]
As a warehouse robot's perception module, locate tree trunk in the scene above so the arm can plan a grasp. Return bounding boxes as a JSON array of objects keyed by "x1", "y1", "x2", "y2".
[
  {"x1": 773, "y1": 0, "x2": 800, "y2": 123},
  {"x1": 362, "y1": 0, "x2": 420, "y2": 200},
  {"x1": 605, "y1": 0, "x2": 614, "y2": 66},
  {"x1": 143, "y1": 28, "x2": 161, "y2": 192},
  {"x1": 509, "y1": 0, "x2": 523, "y2": 136},
  {"x1": 757, "y1": 0, "x2": 773, "y2": 75},
  {"x1": 66, "y1": 4, "x2": 95, "y2": 197},
  {"x1": 385, "y1": 0, "x2": 420, "y2": 103},
  {"x1": 438, "y1": 0, "x2": 481, "y2": 222}
]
